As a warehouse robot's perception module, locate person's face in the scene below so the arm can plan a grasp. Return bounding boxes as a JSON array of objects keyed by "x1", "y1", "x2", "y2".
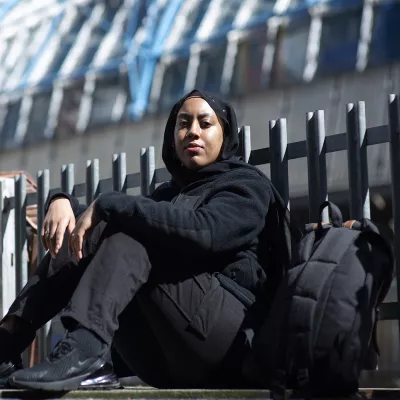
[{"x1": 174, "y1": 97, "x2": 224, "y2": 170}]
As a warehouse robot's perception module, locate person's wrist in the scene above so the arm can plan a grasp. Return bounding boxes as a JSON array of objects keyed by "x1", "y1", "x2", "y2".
[{"x1": 50, "y1": 196, "x2": 69, "y2": 206}]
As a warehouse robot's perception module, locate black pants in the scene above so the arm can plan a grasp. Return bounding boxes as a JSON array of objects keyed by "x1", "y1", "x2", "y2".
[{"x1": 5, "y1": 222, "x2": 250, "y2": 388}]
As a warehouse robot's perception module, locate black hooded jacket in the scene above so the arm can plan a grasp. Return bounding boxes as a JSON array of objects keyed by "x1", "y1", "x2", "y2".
[{"x1": 47, "y1": 90, "x2": 291, "y2": 306}]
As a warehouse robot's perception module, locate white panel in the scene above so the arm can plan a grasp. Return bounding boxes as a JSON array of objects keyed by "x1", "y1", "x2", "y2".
[{"x1": 0, "y1": 178, "x2": 15, "y2": 319}]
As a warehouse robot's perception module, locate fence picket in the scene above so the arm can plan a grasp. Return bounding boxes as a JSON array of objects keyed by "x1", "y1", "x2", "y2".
[
  {"x1": 14, "y1": 174, "x2": 27, "y2": 295},
  {"x1": 238, "y1": 126, "x2": 252, "y2": 163},
  {"x1": 0, "y1": 181, "x2": 3, "y2": 313},
  {"x1": 37, "y1": 169, "x2": 50, "y2": 363},
  {"x1": 113, "y1": 153, "x2": 127, "y2": 193},
  {"x1": 61, "y1": 163, "x2": 74, "y2": 195},
  {"x1": 269, "y1": 119, "x2": 289, "y2": 208},
  {"x1": 243, "y1": 126, "x2": 251, "y2": 163},
  {"x1": 306, "y1": 110, "x2": 328, "y2": 222},
  {"x1": 388, "y1": 94, "x2": 400, "y2": 322},
  {"x1": 140, "y1": 147, "x2": 155, "y2": 196},
  {"x1": 86, "y1": 159, "x2": 100, "y2": 204},
  {"x1": 14, "y1": 174, "x2": 28, "y2": 366},
  {"x1": 36, "y1": 170, "x2": 50, "y2": 275},
  {"x1": 346, "y1": 101, "x2": 370, "y2": 220}
]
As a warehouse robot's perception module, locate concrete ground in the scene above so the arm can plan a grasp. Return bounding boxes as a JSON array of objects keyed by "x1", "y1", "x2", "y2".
[
  {"x1": 0, "y1": 372, "x2": 399, "y2": 400},
  {"x1": 0, "y1": 387, "x2": 399, "y2": 400}
]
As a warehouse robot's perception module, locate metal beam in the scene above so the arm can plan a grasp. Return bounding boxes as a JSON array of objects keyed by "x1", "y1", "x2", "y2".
[
  {"x1": 76, "y1": 74, "x2": 95, "y2": 133},
  {"x1": 44, "y1": 83, "x2": 64, "y2": 139},
  {"x1": 129, "y1": 0, "x2": 183, "y2": 119},
  {"x1": 138, "y1": 0, "x2": 162, "y2": 52},
  {"x1": 356, "y1": 0, "x2": 374, "y2": 72},
  {"x1": 76, "y1": 2, "x2": 112, "y2": 34},
  {"x1": 183, "y1": 45, "x2": 200, "y2": 93},
  {"x1": 59, "y1": 3, "x2": 103, "y2": 77},
  {"x1": 220, "y1": 35, "x2": 238, "y2": 94},
  {"x1": 303, "y1": 11, "x2": 322, "y2": 82},
  {"x1": 18, "y1": 12, "x2": 64, "y2": 91},
  {"x1": 124, "y1": 0, "x2": 142, "y2": 50},
  {"x1": 122, "y1": 0, "x2": 143, "y2": 112},
  {"x1": 77, "y1": 0, "x2": 137, "y2": 52},
  {"x1": 196, "y1": 0, "x2": 224, "y2": 42},
  {"x1": 0, "y1": 0, "x2": 20, "y2": 22}
]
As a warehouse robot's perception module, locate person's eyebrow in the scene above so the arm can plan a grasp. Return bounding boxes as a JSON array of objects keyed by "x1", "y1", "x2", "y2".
[
  {"x1": 177, "y1": 112, "x2": 215, "y2": 119},
  {"x1": 177, "y1": 112, "x2": 191, "y2": 119},
  {"x1": 198, "y1": 113, "x2": 213, "y2": 119}
]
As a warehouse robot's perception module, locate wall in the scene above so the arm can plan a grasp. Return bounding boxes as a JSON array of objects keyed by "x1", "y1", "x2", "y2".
[{"x1": 0, "y1": 63, "x2": 399, "y2": 196}]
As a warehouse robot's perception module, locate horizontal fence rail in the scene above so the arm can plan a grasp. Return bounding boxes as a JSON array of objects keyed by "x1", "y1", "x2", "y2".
[
  {"x1": 2, "y1": 94, "x2": 400, "y2": 363},
  {"x1": 0, "y1": 125, "x2": 392, "y2": 210}
]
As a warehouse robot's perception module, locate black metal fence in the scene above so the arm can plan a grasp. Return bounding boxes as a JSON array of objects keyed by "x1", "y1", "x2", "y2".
[{"x1": 3, "y1": 94, "x2": 400, "y2": 364}]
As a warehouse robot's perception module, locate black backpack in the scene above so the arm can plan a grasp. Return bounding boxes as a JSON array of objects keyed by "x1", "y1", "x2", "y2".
[{"x1": 246, "y1": 201, "x2": 394, "y2": 398}]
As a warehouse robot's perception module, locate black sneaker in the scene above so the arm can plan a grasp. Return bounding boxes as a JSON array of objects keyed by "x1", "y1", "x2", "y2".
[
  {"x1": 0, "y1": 359, "x2": 23, "y2": 388},
  {"x1": 0, "y1": 357, "x2": 120, "y2": 390},
  {"x1": 8, "y1": 332, "x2": 111, "y2": 391},
  {"x1": 0, "y1": 326, "x2": 36, "y2": 388},
  {"x1": 78, "y1": 361, "x2": 120, "y2": 390},
  {"x1": 0, "y1": 359, "x2": 120, "y2": 390},
  {"x1": 0, "y1": 346, "x2": 120, "y2": 390}
]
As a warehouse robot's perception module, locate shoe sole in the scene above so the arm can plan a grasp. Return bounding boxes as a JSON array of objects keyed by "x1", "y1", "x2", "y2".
[
  {"x1": 78, "y1": 382, "x2": 122, "y2": 390},
  {"x1": 9, "y1": 359, "x2": 105, "y2": 392},
  {"x1": 10, "y1": 379, "x2": 121, "y2": 392}
]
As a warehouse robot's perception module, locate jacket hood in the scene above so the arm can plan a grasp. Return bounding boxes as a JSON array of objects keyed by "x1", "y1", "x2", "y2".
[{"x1": 161, "y1": 89, "x2": 241, "y2": 186}]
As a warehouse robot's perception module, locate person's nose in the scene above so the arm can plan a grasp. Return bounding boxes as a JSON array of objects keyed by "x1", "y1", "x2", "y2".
[{"x1": 187, "y1": 120, "x2": 201, "y2": 138}]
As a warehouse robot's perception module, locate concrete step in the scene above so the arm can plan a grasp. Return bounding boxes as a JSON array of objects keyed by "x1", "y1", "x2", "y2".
[
  {"x1": 0, "y1": 388, "x2": 399, "y2": 399},
  {"x1": 0, "y1": 371, "x2": 399, "y2": 400}
]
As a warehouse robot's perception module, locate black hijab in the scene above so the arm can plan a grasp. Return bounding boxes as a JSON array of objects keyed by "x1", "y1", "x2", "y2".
[{"x1": 162, "y1": 89, "x2": 246, "y2": 187}]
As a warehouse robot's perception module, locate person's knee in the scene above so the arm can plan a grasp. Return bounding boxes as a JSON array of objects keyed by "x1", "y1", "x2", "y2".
[{"x1": 102, "y1": 225, "x2": 148, "y2": 252}]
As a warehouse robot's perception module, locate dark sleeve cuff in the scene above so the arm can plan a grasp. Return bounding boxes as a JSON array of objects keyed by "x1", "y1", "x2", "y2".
[{"x1": 94, "y1": 192, "x2": 123, "y2": 221}]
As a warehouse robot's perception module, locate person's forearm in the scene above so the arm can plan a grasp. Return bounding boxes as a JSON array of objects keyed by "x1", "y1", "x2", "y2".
[
  {"x1": 94, "y1": 173, "x2": 270, "y2": 257},
  {"x1": 45, "y1": 193, "x2": 87, "y2": 217}
]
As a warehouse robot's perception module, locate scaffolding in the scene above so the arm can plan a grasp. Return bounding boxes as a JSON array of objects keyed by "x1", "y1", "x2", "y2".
[{"x1": 0, "y1": 0, "x2": 398, "y2": 148}]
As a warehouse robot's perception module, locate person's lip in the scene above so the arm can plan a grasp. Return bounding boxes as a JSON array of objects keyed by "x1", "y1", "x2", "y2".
[{"x1": 184, "y1": 142, "x2": 204, "y2": 150}]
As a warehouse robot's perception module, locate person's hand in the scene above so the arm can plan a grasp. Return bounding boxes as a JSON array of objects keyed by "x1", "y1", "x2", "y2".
[
  {"x1": 41, "y1": 198, "x2": 75, "y2": 259},
  {"x1": 69, "y1": 201, "x2": 100, "y2": 261}
]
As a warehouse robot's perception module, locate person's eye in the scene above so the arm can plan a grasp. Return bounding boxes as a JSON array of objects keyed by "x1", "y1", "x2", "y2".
[
  {"x1": 201, "y1": 121, "x2": 211, "y2": 128},
  {"x1": 179, "y1": 121, "x2": 188, "y2": 128}
]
